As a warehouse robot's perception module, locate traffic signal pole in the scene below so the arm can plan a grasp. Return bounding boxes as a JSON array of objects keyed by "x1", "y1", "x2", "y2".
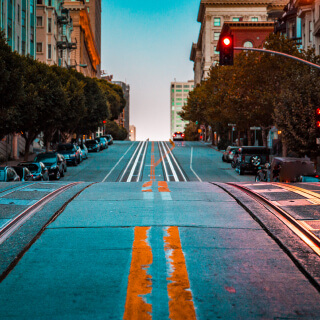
[{"x1": 234, "y1": 47, "x2": 320, "y2": 70}]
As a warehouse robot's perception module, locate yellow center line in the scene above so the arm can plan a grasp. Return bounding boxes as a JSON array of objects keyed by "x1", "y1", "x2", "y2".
[
  {"x1": 123, "y1": 227, "x2": 153, "y2": 320},
  {"x1": 164, "y1": 226, "x2": 197, "y2": 320},
  {"x1": 274, "y1": 183, "x2": 320, "y2": 203},
  {"x1": 158, "y1": 181, "x2": 171, "y2": 193}
]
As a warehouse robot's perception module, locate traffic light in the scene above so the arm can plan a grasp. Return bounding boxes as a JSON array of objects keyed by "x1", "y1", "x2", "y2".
[
  {"x1": 219, "y1": 35, "x2": 234, "y2": 66},
  {"x1": 316, "y1": 107, "x2": 320, "y2": 134}
]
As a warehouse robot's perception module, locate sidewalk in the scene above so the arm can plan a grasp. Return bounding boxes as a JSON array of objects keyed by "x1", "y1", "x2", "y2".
[{"x1": 0, "y1": 148, "x2": 45, "y2": 167}]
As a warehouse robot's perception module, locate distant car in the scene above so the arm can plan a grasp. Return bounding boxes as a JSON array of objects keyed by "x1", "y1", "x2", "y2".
[
  {"x1": 18, "y1": 162, "x2": 49, "y2": 181},
  {"x1": 11, "y1": 166, "x2": 33, "y2": 181},
  {"x1": 235, "y1": 146, "x2": 270, "y2": 175},
  {"x1": 0, "y1": 166, "x2": 21, "y2": 182},
  {"x1": 79, "y1": 143, "x2": 88, "y2": 160},
  {"x1": 34, "y1": 152, "x2": 65, "y2": 180},
  {"x1": 95, "y1": 137, "x2": 108, "y2": 150},
  {"x1": 222, "y1": 146, "x2": 239, "y2": 163},
  {"x1": 173, "y1": 132, "x2": 184, "y2": 141},
  {"x1": 56, "y1": 143, "x2": 80, "y2": 166},
  {"x1": 101, "y1": 134, "x2": 113, "y2": 145},
  {"x1": 299, "y1": 174, "x2": 320, "y2": 182},
  {"x1": 85, "y1": 139, "x2": 100, "y2": 152}
]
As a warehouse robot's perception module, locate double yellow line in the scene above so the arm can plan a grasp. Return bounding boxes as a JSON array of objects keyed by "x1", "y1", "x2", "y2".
[{"x1": 123, "y1": 226, "x2": 197, "y2": 320}]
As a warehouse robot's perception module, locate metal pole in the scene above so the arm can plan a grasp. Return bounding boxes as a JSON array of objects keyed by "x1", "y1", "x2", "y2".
[
  {"x1": 255, "y1": 129, "x2": 257, "y2": 146},
  {"x1": 231, "y1": 128, "x2": 233, "y2": 145},
  {"x1": 234, "y1": 47, "x2": 320, "y2": 70}
]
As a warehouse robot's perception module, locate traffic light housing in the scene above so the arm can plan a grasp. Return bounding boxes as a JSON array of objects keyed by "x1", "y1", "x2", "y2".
[
  {"x1": 219, "y1": 35, "x2": 234, "y2": 66},
  {"x1": 316, "y1": 107, "x2": 320, "y2": 134}
]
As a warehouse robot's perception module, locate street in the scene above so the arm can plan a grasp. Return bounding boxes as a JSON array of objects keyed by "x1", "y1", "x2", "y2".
[{"x1": 1, "y1": 141, "x2": 320, "y2": 319}]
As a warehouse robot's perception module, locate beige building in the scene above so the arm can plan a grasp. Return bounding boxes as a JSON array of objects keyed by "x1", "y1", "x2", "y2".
[
  {"x1": 63, "y1": 0, "x2": 100, "y2": 77},
  {"x1": 190, "y1": 0, "x2": 287, "y2": 84},
  {"x1": 36, "y1": 0, "x2": 74, "y2": 68},
  {"x1": 170, "y1": 80, "x2": 194, "y2": 137},
  {"x1": 129, "y1": 125, "x2": 136, "y2": 141}
]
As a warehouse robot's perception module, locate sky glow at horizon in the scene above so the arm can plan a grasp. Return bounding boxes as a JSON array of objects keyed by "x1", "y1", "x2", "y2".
[{"x1": 101, "y1": 0, "x2": 200, "y2": 141}]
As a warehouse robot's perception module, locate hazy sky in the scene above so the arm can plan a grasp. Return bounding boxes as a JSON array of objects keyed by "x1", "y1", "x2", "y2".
[{"x1": 101, "y1": 0, "x2": 200, "y2": 141}]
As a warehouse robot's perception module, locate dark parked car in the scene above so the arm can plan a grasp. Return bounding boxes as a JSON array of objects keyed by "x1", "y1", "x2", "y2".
[
  {"x1": 34, "y1": 152, "x2": 65, "y2": 180},
  {"x1": 235, "y1": 146, "x2": 270, "y2": 175},
  {"x1": 18, "y1": 162, "x2": 49, "y2": 181},
  {"x1": 57, "y1": 143, "x2": 80, "y2": 166},
  {"x1": 0, "y1": 166, "x2": 21, "y2": 182},
  {"x1": 85, "y1": 139, "x2": 100, "y2": 152},
  {"x1": 101, "y1": 134, "x2": 113, "y2": 145},
  {"x1": 11, "y1": 166, "x2": 33, "y2": 181},
  {"x1": 95, "y1": 137, "x2": 108, "y2": 150},
  {"x1": 173, "y1": 132, "x2": 184, "y2": 141},
  {"x1": 222, "y1": 146, "x2": 239, "y2": 162}
]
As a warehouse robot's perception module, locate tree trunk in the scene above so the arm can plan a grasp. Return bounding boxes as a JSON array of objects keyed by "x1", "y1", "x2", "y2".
[
  {"x1": 282, "y1": 139, "x2": 288, "y2": 157},
  {"x1": 247, "y1": 129, "x2": 252, "y2": 146},
  {"x1": 24, "y1": 138, "x2": 32, "y2": 161},
  {"x1": 237, "y1": 131, "x2": 241, "y2": 146},
  {"x1": 262, "y1": 127, "x2": 268, "y2": 147}
]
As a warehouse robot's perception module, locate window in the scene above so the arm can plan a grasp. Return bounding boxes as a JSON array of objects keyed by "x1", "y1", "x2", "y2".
[
  {"x1": 17, "y1": 4, "x2": 20, "y2": 23},
  {"x1": 184, "y1": 89, "x2": 189, "y2": 92},
  {"x1": 183, "y1": 85, "x2": 189, "y2": 88},
  {"x1": 214, "y1": 17, "x2": 220, "y2": 27},
  {"x1": 48, "y1": 18, "x2": 52, "y2": 33},
  {"x1": 48, "y1": 0, "x2": 52, "y2": 6},
  {"x1": 243, "y1": 41, "x2": 253, "y2": 48},
  {"x1": 36, "y1": 42, "x2": 42, "y2": 52},
  {"x1": 37, "y1": 16, "x2": 43, "y2": 26},
  {"x1": 22, "y1": 41, "x2": 26, "y2": 55},
  {"x1": 30, "y1": 0, "x2": 34, "y2": 13},
  {"x1": 177, "y1": 98, "x2": 182, "y2": 101},
  {"x1": 31, "y1": 26, "x2": 34, "y2": 42},
  {"x1": 87, "y1": 7, "x2": 89, "y2": 12},
  {"x1": 176, "y1": 85, "x2": 182, "y2": 88},
  {"x1": 37, "y1": 0, "x2": 42, "y2": 4},
  {"x1": 48, "y1": 44, "x2": 52, "y2": 59},
  {"x1": 7, "y1": 18, "x2": 12, "y2": 39},
  {"x1": 251, "y1": 17, "x2": 258, "y2": 22},
  {"x1": 214, "y1": 46, "x2": 219, "y2": 54},
  {"x1": 309, "y1": 21, "x2": 312, "y2": 42},
  {"x1": 17, "y1": 36, "x2": 20, "y2": 53},
  {"x1": 214, "y1": 32, "x2": 220, "y2": 41},
  {"x1": 22, "y1": 10, "x2": 26, "y2": 27},
  {"x1": 233, "y1": 17, "x2": 240, "y2": 22},
  {"x1": 176, "y1": 89, "x2": 182, "y2": 92}
]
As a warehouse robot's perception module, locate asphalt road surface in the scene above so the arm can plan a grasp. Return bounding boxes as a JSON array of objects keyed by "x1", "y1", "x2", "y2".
[{"x1": 1, "y1": 141, "x2": 320, "y2": 319}]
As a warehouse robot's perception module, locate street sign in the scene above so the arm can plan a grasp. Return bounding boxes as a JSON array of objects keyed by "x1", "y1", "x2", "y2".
[
  {"x1": 228, "y1": 123, "x2": 236, "y2": 127},
  {"x1": 316, "y1": 138, "x2": 320, "y2": 145},
  {"x1": 200, "y1": 125, "x2": 205, "y2": 129},
  {"x1": 250, "y1": 127, "x2": 261, "y2": 130}
]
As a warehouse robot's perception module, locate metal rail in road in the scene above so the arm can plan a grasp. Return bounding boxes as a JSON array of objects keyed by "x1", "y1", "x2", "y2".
[
  {"x1": 0, "y1": 182, "x2": 82, "y2": 245},
  {"x1": 227, "y1": 183, "x2": 320, "y2": 257}
]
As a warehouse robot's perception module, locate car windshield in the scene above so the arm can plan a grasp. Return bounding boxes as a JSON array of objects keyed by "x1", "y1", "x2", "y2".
[
  {"x1": 22, "y1": 164, "x2": 39, "y2": 172},
  {"x1": 0, "y1": 170, "x2": 5, "y2": 181},
  {"x1": 86, "y1": 141, "x2": 96, "y2": 145},
  {"x1": 57, "y1": 145, "x2": 74, "y2": 151},
  {"x1": 12, "y1": 167, "x2": 23, "y2": 176}
]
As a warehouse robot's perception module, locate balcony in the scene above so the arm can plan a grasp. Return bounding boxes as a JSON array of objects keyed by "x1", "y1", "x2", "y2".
[
  {"x1": 57, "y1": 41, "x2": 68, "y2": 50},
  {"x1": 314, "y1": 18, "x2": 320, "y2": 36}
]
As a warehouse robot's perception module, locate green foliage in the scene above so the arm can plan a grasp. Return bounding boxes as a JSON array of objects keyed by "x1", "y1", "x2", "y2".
[
  {"x1": 184, "y1": 122, "x2": 199, "y2": 141},
  {"x1": 181, "y1": 32, "x2": 320, "y2": 156},
  {"x1": 0, "y1": 31, "x2": 126, "y2": 154},
  {"x1": 104, "y1": 120, "x2": 128, "y2": 140}
]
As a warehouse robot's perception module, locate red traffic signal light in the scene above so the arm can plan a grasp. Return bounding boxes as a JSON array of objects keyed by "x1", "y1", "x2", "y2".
[
  {"x1": 316, "y1": 108, "x2": 320, "y2": 133},
  {"x1": 219, "y1": 35, "x2": 234, "y2": 66},
  {"x1": 316, "y1": 108, "x2": 320, "y2": 115}
]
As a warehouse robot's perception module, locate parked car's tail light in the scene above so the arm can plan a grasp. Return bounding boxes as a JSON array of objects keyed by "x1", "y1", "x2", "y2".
[
  {"x1": 173, "y1": 134, "x2": 176, "y2": 137},
  {"x1": 242, "y1": 155, "x2": 245, "y2": 162},
  {"x1": 182, "y1": 134, "x2": 185, "y2": 137}
]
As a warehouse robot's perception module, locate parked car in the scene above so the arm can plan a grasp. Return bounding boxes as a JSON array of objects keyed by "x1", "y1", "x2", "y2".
[
  {"x1": 18, "y1": 162, "x2": 49, "y2": 181},
  {"x1": 0, "y1": 166, "x2": 21, "y2": 182},
  {"x1": 101, "y1": 134, "x2": 113, "y2": 145},
  {"x1": 11, "y1": 166, "x2": 33, "y2": 181},
  {"x1": 79, "y1": 143, "x2": 88, "y2": 160},
  {"x1": 222, "y1": 146, "x2": 239, "y2": 162},
  {"x1": 235, "y1": 146, "x2": 270, "y2": 175},
  {"x1": 75, "y1": 146, "x2": 84, "y2": 162},
  {"x1": 85, "y1": 139, "x2": 100, "y2": 152},
  {"x1": 173, "y1": 132, "x2": 184, "y2": 141},
  {"x1": 231, "y1": 148, "x2": 240, "y2": 169},
  {"x1": 34, "y1": 152, "x2": 65, "y2": 180},
  {"x1": 95, "y1": 137, "x2": 108, "y2": 150},
  {"x1": 56, "y1": 143, "x2": 80, "y2": 166}
]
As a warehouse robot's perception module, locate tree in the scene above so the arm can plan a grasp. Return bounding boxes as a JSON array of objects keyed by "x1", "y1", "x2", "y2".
[{"x1": 0, "y1": 31, "x2": 24, "y2": 140}]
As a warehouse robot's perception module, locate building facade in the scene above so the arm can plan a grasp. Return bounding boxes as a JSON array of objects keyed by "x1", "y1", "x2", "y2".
[
  {"x1": 63, "y1": 0, "x2": 100, "y2": 77},
  {"x1": 36, "y1": 0, "x2": 74, "y2": 67},
  {"x1": 0, "y1": 0, "x2": 36, "y2": 57},
  {"x1": 190, "y1": 0, "x2": 287, "y2": 84},
  {"x1": 170, "y1": 80, "x2": 194, "y2": 137},
  {"x1": 129, "y1": 125, "x2": 136, "y2": 141}
]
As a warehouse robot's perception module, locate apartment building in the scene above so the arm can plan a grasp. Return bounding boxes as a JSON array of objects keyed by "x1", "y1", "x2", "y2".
[
  {"x1": 170, "y1": 80, "x2": 194, "y2": 137},
  {"x1": 36, "y1": 0, "x2": 74, "y2": 67},
  {"x1": 63, "y1": 0, "x2": 100, "y2": 77},
  {"x1": 190, "y1": 0, "x2": 287, "y2": 84},
  {"x1": 0, "y1": 0, "x2": 36, "y2": 57}
]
